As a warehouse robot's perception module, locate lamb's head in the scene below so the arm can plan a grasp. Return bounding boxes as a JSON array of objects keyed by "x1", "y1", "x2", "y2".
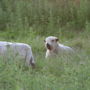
[{"x1": 44, "y1": 36, "x2": 59, "y2": 51}]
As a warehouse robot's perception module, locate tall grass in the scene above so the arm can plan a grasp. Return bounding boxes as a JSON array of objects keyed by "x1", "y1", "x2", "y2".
[
  {"x1": 0, "y1": 49, "x2": 90, "y2": 90},
  {"x1": 0, "y1": 0, "x2": 90, "y2": 36},
  {"x1": 0, "y1": 0, "x2": 90, "y2": 90}
]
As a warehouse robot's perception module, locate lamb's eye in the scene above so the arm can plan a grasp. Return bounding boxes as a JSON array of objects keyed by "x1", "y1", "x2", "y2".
[{"x1": 51, "y1": 40, "x2": 54, "y2": 42}]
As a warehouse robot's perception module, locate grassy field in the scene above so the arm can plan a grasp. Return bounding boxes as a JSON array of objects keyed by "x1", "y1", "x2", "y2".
[{"x1": 0, "y1": 0, "x2": 90, "y2": 90}]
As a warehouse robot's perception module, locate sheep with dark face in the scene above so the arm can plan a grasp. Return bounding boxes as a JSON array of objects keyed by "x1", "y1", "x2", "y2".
[
  {"x1": 44, "y1": 36, "x2": 74, "y2": 58},
  {"x1": 0, "y1": 41, "x2": 35, "y2": 68}
]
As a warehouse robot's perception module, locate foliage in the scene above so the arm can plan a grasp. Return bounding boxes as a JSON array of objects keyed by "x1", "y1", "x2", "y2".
[{"x1": 0, "y1": 0, "x2": 90, "y2": 90}]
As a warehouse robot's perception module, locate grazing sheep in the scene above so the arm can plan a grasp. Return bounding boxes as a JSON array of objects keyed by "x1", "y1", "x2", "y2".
[
  {"x1": 0, "y1": 41, "x2": 35, "y2": 68},
  {"x1": 44, "y1": 36, "x2": 74, "y2": 58}
]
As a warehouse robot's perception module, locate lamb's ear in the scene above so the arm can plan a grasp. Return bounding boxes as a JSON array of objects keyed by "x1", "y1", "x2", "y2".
[
  {"x1": 56, "y1": 38, "x2": 59, "y2": 42},
  {"x1": 44, "y1": 40, "x2": 46, "y2": 42}
]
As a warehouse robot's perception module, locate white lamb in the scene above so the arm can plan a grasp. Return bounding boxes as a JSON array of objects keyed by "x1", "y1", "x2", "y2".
[{"x1": 0, "y1": 41, "x2": 35, "y2": 68}]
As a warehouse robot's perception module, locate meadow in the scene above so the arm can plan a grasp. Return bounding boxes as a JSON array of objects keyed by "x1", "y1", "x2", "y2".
[{"x1": 0, "y1": 0, "x2": 90, "y2": 90}]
